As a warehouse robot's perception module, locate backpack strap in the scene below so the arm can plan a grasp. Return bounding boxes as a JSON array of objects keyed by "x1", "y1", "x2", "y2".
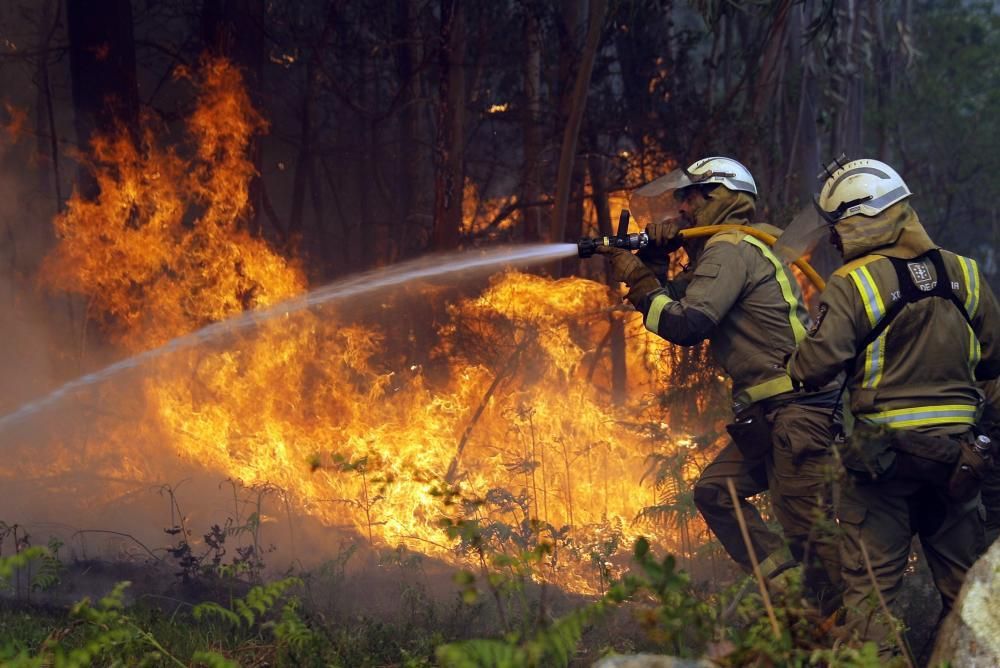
[{"x1": 855, "y1": 249, "x2": 971, "y2": 353}]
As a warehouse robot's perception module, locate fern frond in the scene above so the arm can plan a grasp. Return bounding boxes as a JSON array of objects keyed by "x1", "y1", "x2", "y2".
[{"x1": 435, "y1": 639, "x2": 527, "y2": 668}]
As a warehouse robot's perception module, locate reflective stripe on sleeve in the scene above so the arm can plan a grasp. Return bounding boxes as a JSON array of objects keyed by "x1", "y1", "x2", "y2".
[
  {"x1": 958, "y1": 255, "x2": 981, "y2": 318},
  {"x1": 848, "y1": 266, "x2": 888, "y2": 389},
  {"x1": 857, "y1": 404, "x2": 980, "y2": 429},
  {"x1": 644, "y1": 292, "x2": 673, "y2": 334},
  {"x1": 732, "y1": 374, "x2": 795, "y2": 406},
  {"x1": 742, "y1": 236, "x2": 808, "y2": 343},
  {"x1": 969, "y1": 324, "x2": 982, "y2": 373}
]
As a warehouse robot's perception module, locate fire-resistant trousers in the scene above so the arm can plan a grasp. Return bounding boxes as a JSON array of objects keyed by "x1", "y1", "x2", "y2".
[
  {"x1": 693, "y1": 402, "x2": 842, "y2": 608},
  {"x1": 837, "y1": 470, "x2": 985, "y2": 657},
  {"x1": 982, "y1": 465, "x2": 1000, "y2": 546}
]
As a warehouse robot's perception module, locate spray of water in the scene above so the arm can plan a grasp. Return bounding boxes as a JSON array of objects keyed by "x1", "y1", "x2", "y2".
[{"x1": 0, "y1": 243, "x2": 578, "y2": 430}]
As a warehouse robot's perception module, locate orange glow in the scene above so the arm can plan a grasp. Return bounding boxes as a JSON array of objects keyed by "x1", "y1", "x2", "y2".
[
  {"x1": 2, "y1": 102, "x2": 27, "y2": 142},
  {"x1": 37, "y1": 57, "x2": 723, "y2": 592}
]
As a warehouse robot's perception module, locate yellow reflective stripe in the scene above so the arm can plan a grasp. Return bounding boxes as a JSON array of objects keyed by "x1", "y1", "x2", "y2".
[
  {"x1": 848, "y1": 266, "x2": 888, "y2": 389},
  {"x1": 858, "y1": 404, "x2": 980, "y2": 429},
  {"x1": 733, "y1": 374, "x2": 794, "y2": 406},
  {"x1": 862, "y1": 327, "x2": 888, "y2": 389},
  {"x1": 848, "y1": 266, "x2": 886, "y2": 326},
  {"x1": 742, "y1": 236, "x2": 808, "y2": 343},
  {"x1": 644, "y1": 292, "x2": 673, "y2": 334},
  {"x1": 968, "y1": 324, "x2": 982, "y2": 373},
  {"x1": 958, "y1": 255, "x2": 981, "y2": 318}
]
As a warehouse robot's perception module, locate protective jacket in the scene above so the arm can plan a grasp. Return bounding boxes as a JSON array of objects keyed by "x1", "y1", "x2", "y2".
[
  {"x1": 788, "y1": 203, "x2": 1000, "y2": 435},
  {"x1": 636, "y1": 215, "x2": 832, "y2": 410}
]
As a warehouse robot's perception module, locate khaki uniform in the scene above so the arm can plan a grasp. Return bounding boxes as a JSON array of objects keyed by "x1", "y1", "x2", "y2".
[
  {"x1": 979, "y1": 379, "x2": 1000, "y2": 545},
  {"x1": 635, "y1": 190, "x2": 842, "y2": 609},
  {"x1": 787, "y1": 203, "x2": 1000, "y2": 654}
]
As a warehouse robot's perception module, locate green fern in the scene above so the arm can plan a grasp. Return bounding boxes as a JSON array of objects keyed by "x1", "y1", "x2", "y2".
[
  {"x1": 31, "y1": 541, "x2": 63, "y2": 592},
  {"x1": 436, "y1": 639, "x2": 527, "y2": 668},
  {"x1": 437, "y1": 577, "x2": 639, "y2": 668},
  {"x1": 193, "y1": 576, "x2": 303, "y2": 628},
  {"x1": 271, "y1": 600, "x2": 318, "y2": 652},
  {"x1": 192, "y1": 601, "x2": 242, "y2": 627}
]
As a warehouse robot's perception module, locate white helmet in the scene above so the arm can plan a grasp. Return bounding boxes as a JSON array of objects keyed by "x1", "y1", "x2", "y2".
[
  {"x1": 684, "y1": 156, "x2": 757, "y2": 197},
  {"x1": 816, "y1": 158, "x2": 911, "y2": 223},
  {"x1": 630, "y1": 156, "x2": 756, "y2": 226}
]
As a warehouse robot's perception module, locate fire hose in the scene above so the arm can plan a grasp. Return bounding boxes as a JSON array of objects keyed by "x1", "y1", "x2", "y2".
[{"x1": 577, "y1": 210, "x2": 826, "y2": 292}]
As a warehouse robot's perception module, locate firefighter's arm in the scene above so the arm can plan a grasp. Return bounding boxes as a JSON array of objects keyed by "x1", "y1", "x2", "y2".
[
  {"x1": 787, "y1": 275, "x2": 863, "y2": 390},
  {"x1": 973, "y1": 275, "x2": 1000, "y2": 380},
  {"x1": 635, "y1": 241, "x2": 744, "y2": 346},
  {"x1": 637, "y1": 246, "x2": 694, "y2": 298}
]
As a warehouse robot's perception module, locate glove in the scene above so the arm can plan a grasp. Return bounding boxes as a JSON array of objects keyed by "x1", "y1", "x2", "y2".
[
  {"x1": 645, "y1": 219, "x2": 684, "y2": 253},
  {"x1": 596, "y1": 246, "x2": 661, "y2": 307}
]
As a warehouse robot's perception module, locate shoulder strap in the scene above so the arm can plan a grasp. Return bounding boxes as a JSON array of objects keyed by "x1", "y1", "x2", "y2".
[{"x1": 855, "y1": 249, "x2": 971, "y2": 353}]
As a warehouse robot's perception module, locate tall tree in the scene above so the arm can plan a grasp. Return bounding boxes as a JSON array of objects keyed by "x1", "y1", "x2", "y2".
[
  {"x1": 520, "y1": 3, "x2": 544, "y2": 243},
  {"x1": 66, "y1": 0, "x2": 140, "y2": 199},
  {"x1": 431, "y1": 0, "x2": 468, "y2": 251},
  {"x1": 394, "y1": 0, "x2": 429, "y2": 259},
  {"x1": 550, "y1": 0, "x2": 607, "y2": 273}
]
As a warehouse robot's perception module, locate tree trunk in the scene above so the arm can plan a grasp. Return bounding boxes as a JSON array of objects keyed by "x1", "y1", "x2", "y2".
[
  {"x1": 288, "y1": 63, "x2": 315, "y2": 246},
  {"x1": 588, "y1": 149, "x2": 627, "y2": 406},
  {"x1": 288, "y1": 5, "x2": 336, "y2": 260},
  {"x1": 844, "y1": 0, "x2": 866, "y2": 158},
  {"x1": 355, "y1": 59, "x2": 378, "y2": 270},
  {"x1": 66, "y1": 0, "x2": 140, "y2": 199},
  {"x1": 549, "y1": 0, "x2": 607, "y2": 270},
  {"x1": 788, "y1": 1, "x2": 820, "y2": 209},
  {"x1": 750, "y1": 0, "x2": 793, "y2": 117},
  {"x1": 431, "y1": 0, "x2": 467, "y2": 251},
  {"x1": 394, "y1": 0, "x2": 427, "y2": 259},
  {"x1": 521, "y1": 5, "x2": 544, "y2": 242},
  {"x1": 34, "y1": 0, "x2": 62, "y2": 211}
]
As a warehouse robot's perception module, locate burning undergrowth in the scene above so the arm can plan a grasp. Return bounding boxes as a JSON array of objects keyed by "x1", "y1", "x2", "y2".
[{"x1": 0, "y1": 57, "x2": 732, "y2": 594}]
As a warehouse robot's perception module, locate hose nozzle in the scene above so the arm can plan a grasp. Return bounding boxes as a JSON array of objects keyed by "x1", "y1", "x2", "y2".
[
  {"x1": 577, "y1": 209, "x2": 648, "y2": 258},
  {"x1": 577, "y1": 232, "x2": 649, "y2": 258}
]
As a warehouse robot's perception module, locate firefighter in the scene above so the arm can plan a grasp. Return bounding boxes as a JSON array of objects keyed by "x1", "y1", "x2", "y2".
[
  {"x1": 598, "y1": 156, "x2": 843, "y2": 613},
  {"x1": 786, "y1": 158, "x2": 1000, "y2": 656}
]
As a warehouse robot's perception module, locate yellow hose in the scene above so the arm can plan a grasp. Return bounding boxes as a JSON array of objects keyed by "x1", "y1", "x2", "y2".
[{"x1": 678, "y1": 224, "x2": 826, "y2": 291}]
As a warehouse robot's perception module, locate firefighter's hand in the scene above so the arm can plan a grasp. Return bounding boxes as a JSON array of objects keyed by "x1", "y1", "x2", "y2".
[
  {"x1": 597, "y1": 247, "x2": 660, "y2": 306},
  {"x1": 597, "y1": 246, "x2": 646, "y2": 284},
  {"x1": 645, "y1": 219, "x2": 684, "y2": 252}
]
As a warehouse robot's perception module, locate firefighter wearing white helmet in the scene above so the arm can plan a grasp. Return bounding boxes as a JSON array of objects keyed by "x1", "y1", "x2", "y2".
[
  {"x1": 788, "y1": 157, "x2": 1000, "y2": 658},
  {"x1": 597, "y1": 156, "x2": 844, "y2": 616}
]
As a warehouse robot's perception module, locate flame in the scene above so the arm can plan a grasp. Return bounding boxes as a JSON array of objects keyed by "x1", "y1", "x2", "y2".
[
  {"x1": 2, "y1": 103, "x2": 27, "y2": 142},
  {"x1": 35, "y1": 57, "x2": 726, "y2": 592}
]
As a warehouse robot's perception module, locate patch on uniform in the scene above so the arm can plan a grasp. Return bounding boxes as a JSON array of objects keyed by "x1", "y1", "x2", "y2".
[
  {"x1": 809, "y1": 303, "x2": 828, "y2": 336},
  {"x1": 907, "y1": 261, "x2": 934, "y2": 292}
]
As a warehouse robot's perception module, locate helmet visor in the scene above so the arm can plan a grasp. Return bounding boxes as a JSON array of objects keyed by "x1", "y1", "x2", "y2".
[
  {"x1": 628, "y1": 169, "x2": 696, "y2": 226},
  {"x1": 772, "y1": 204, "x2": 830, "y2": 263}
]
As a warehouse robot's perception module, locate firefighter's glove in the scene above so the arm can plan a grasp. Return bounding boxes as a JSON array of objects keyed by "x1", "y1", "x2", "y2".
[
  {"x1": 645, "y1": 219, "x2": 684, "y2": 253},
  {"x1": 597, "y1": 246, "x2": 660, "y2": 307}
]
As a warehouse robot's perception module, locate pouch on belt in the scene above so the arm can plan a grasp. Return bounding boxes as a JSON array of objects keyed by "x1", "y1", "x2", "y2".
[{"x1": 726, "y1": 402, "x2": 772, "y2": 460}]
